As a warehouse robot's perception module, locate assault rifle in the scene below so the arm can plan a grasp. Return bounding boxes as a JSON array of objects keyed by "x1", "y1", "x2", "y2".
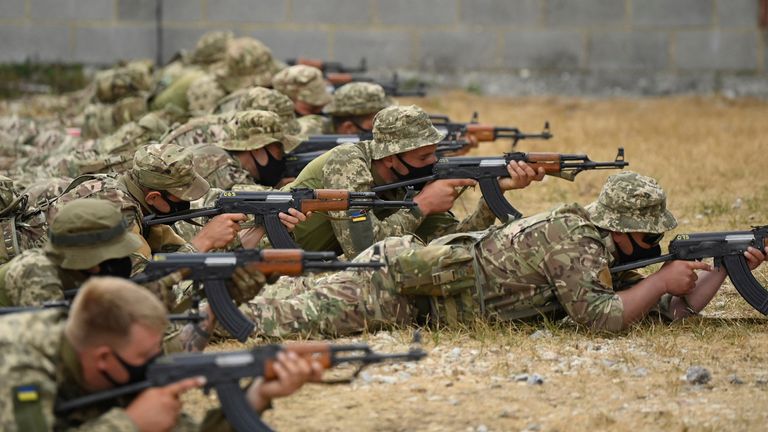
[
  {"x1": 131, "y1": 249, "x2": 384, "y2": 341},
  {"x1": 326, "y1": 72, "x2": 428, "y2": 96},
  {"x1": 430, "y1": 112, "x2": 553, "y2": 148},
  {"x1": 0, "y1": 300, "x2": 205, "y2": 322},
  {"x1": 371, "y1": 148, "x2": 629, "y2": 222},
  {"x1": 142, "y1": 189, "x2": 417, "y2": 249},
  {"x1": 286, "y1": 57, "x2": 367, "y2": 74},
  {"x1": 55, "y1": 336, "x2": 426, "y2": 432},
  {"x1": 610, "y1": 226, "x2": 768, "y2": 315},
  {"x1": 285, "y1": 138, "x2": 474, "y2": 178},
  {"x1": 291, "y1": 133, "x2": 468, "y2": 155}
]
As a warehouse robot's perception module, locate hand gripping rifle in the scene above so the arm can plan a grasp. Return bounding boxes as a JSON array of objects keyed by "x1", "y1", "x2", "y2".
[
  {"x1": 142, "y1": 188, "x2": 417, "y2": 248},
  {"x1": 372, "y1": 148, "x2": 629, "y2": 222},
  {"x1": 430, "y1": 112, "x2": 553, "y2": 149},
  {"x1": 55, "y1": 335, "x2": 426, "y2": 432},
  {"x1": 131, "y1": 249, "x2": 384, "y2": 342},
  {"x1": 285, "y1": 57, "x2": 367, "y2": 74},
  {"x1": 610, "y1": 226, "x2": 768, "y2": 315}
]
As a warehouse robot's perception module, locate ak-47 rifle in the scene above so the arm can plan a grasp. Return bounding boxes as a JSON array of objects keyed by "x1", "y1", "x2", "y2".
[
  {"x1": 610, "y1": 226, "x2": 768, "y2": 315},
  {"x1": 0, "y1": 299, "x2": 206, "y2": 322},
  {"x1": 285, "y1": 57, "x2": 367, "y2": 74},
  {"x1": 131, "y1": 249, "x2": 384, "y2": 341},
  {"x1": 55, "y1": 336, "x2": 426, "y2": 432},
  {"x1": 430, "y1": 112, "x2": 553, "y2": 149},
  {"x1": 142, "y1": 189, "x2": 417, "y2": 249},
  {"x1": 326, "y1": 72, "x2": 428, "y2": 96},
  {"x1": 372, "y1": 148, "x2": 629, "y2": 222},
  {"x1": 291, "y1": 131, "x2": 469, "y2": 154},
  {"x1": 283, "y1": 139, "x2": 470, "y2": 178}
]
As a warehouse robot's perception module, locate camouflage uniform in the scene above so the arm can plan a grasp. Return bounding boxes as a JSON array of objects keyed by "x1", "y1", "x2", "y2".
[
  {"x1": 163, "y1": 110, "x2": 300, "y2": 190},
  {"x1": 212, "y1": 87, "x2": 302, "y2": 136},
  {"x1": 322, "y1": 82, "x2": 394, "y2": 131},
  {"x1": 272, "y1": 65, "x2": 332, "y2": 135},
  {"x1": 0, "y1": 310, "x2": 232, "y2": 431},
  {"x1": 39, "y1": 111, "x2": 172, "y2": 181},
  {"x1": 286, "y1": 105, "x2": 497, "y2": 258},
  {"x1": 81, "y1": 61, "x2": 154, "y2": 139},
  {"x1": 153, "y1": 34, "x2": 283, "y2": 116},
  {"x1": 0, "y1": 200, "x2": 144, "y2": 307},
  {"x1": 0, "y1": 176, "x2": 49, "y2": 266},
  {"x1": 51, "y1": 143, "x2": 209, "y2": 269},
  {"x1": 296, "y1": 115, "x2": 332, "y2": 136},
  {"x1": 244, "y1": 172, "x2": 677, "y2": 337}
]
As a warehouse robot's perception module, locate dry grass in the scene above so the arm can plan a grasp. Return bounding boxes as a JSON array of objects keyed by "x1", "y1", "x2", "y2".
[{"x1": 176, "y1": 92, "x2": 768, "y2": 431}]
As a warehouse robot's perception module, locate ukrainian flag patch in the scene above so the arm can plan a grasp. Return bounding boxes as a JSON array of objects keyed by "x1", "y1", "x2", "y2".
[
  {"x1": 15, "y1": 385, "x2": 39, "y2": 402},
  {"x1": 350, "y1": 211, "x2": 368, "y2": 223}
]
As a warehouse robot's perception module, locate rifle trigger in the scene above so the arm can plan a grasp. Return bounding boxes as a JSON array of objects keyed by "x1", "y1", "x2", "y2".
[{"x1": 404, "y1": 187, "x2": 417, "y2": 201}]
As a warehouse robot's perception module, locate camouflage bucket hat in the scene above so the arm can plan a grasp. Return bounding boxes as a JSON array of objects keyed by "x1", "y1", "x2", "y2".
[
  {"x1": 222, "y1": 110, "x2": 300, "y2": 152},
  {"x1": 217, "y1": 38, "x2": 283, "y2": 92},
  {"x1": 235, "y1": 87, "x2": 301, "y2": 135},
  {"x1": 132, "y1": 143, "x2": 210, "y2": 201},
  {"x1": 585, "y1": 171, "x2": 677, "y2": 234},
  {"x1": 97, "y1": 113, "x2": 169, "y2": 155},
  {"x1": 45, "y1": 199, "x2": 143, "y2": 270},
  {"x1": 94, "y1": 64, "x2": 153, "y2": 104},
  {"x1": 191, "y1": 30, "x2": 234, "y2": 65},
  {"x1": 187, "y1": 74, "x2": 226, "y2": 115},
  {"x1": 323, "y1": 82, "x2": 394, "y2": 116},
  {"x1": 371, "y1": 105, "x2": 446, "y2": 160},
  {"x1": 271, "y1": 65, "x2": 332, "y2": 106}
]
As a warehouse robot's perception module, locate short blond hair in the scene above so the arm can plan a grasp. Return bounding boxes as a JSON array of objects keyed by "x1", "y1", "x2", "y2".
[{"x1": 66, "y1": 277, "x2": 169, "y2": 350}]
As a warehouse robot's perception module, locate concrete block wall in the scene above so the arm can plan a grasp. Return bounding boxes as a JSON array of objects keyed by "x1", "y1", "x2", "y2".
[{"x1": 0, "y1": 0, "x2": 765, "y2": 95}]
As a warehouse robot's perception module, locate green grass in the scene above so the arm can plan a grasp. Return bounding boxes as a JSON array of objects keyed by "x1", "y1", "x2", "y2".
[{"x1": 0, "y1": 62, "x2": 87, "y2": 98}]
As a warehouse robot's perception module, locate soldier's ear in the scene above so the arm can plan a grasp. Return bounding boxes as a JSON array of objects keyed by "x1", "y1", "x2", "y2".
[
  {"x1": 144, "y1": 191, "x2": 162, "y2": 206},
  {"x1": 92, "y1": 345, "x2": 112, "y2": 369},
  {"x1": 336, "y1": 120, "x2": 357, "y2": 135},
  {"x1": 379, "y1": 155, "x2": 397, "y2": 169}
]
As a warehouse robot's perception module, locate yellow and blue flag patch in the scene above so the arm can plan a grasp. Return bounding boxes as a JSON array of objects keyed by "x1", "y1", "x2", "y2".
[
  {"x1": 15, "y1": 385, "x2": 40, "y2": 402},
  {"x1": 350, "y1": 211, "x2": 368, "y2": 223}
]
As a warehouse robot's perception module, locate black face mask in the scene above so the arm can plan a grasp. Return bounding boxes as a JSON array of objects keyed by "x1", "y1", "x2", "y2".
[
  {"x1": 393, "y1": 154, "x2": 435, "y2": 191},
  {"x1": 158, "y1": 191, "x2": 191, "y2": 214},
  {"x1": 94, "y1": 257, "x2": 133, "y2": 279},
  {"x1": 253, "y1": 150, "x2": 287, "y2": 187},
  {"x1": 616, "y1": 234, "x2": 662, "y2": 264},
  {"x1": 101, "y1": 350, "x2": 161, "y2": 387}
]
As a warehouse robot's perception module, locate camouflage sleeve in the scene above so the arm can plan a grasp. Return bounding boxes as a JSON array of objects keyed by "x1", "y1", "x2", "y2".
[
  {"x1": 420, "y1": 198, "x2": 497, "y2": 241},
  {"x1": 542, "y1": 230, "x2": 625, "y2": 332},
  {"x1": 0, "y1": 328, "x2": 135, "y2": 431},
  {"x1": 4, "y1": 252, "x2": 64, "y2": 306},
  {"x1": 322, "y1": 157, "x2": 424, "y2": 258}
]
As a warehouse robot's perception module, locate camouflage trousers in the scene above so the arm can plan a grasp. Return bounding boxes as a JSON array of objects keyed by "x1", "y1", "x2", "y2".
[{"x1": 241, "y1": 234, "x2": 481, "y2": 339}]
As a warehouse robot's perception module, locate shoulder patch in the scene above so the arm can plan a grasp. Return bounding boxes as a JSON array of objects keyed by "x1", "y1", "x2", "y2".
[{"x1": 13, "y1": 384, "x2": 48, "y2": 431}]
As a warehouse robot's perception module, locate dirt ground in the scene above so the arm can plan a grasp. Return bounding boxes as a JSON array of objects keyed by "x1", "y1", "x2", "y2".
[
  {"x1": 179, "y1": 92, "x2": 768, "y2": 431},
  {"x1": 4, "y1": 90, "x2": 766, "y2": 431}
]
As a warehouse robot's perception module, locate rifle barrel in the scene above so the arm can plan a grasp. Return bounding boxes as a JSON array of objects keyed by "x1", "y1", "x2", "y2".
[{"x1": 610, "y1": 253, "x2": 675, "y2": 273}]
